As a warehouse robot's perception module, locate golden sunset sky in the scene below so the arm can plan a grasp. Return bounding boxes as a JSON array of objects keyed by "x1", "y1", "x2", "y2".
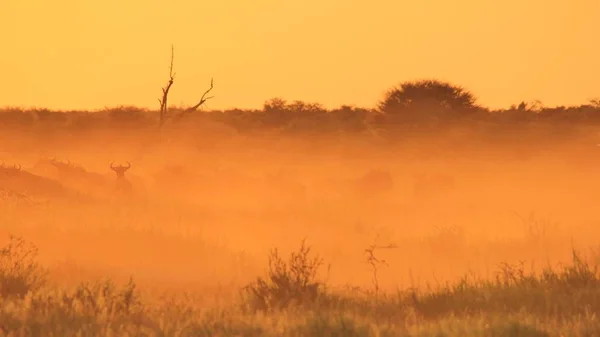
[{"x1": 2, "y1": 0, "x2": 598, "y2": 111}]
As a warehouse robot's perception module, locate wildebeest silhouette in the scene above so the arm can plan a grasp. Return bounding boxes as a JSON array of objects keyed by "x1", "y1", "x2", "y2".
[{"x1": 110, "y1": 161, "x2": 133, "y2": 195}]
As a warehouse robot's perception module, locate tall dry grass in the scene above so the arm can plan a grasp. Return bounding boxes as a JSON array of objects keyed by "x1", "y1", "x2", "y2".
[{"x1": 0, "y1": 235, "x2": 599, "y2": 336}]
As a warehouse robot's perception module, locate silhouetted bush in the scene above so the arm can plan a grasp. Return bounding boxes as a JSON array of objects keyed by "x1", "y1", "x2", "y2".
[
  {"x1": 378, "y1": 79, "x2": 482, "y2": 125},
  {"x1": 33, "y1": 108, "x2": 68, "y2": 125},
  {"x1": 243, "y1": 239, "x2": 325, "y2": 312},
  {"x1": 0, "y1": 108, "x2": 35, "y2": 127},
  {"x1": 106, "y1": 105, "x2": 154, "y2": 127},
  {"x1": 0, "y1": 236, "x2": 47, "y2": 298}
]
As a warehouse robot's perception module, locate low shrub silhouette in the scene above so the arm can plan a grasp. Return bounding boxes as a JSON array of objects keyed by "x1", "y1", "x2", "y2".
[
  {"x1": 243, "y1": 239, "x2": 325, "y2": 312},
  {"x1": 0, "y1": 235, "x2": 47, "y2": 298}
]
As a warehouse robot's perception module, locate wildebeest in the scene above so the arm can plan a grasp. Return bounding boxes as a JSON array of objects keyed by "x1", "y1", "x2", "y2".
[
  {"x1": 0, "y1": 162, "x2": 90, "y2": 202},
  {"x1": 31, "y1": 158, "x2": 112, "y2": 197},
  {"x1": 110, "y1": 161, "x2": 133, "y2": 196},
  {"x1": 31, "y1": 157, "x2": 81, "y2": 178}
]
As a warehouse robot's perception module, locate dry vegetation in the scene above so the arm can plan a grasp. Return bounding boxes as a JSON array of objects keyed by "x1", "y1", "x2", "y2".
[{"x1": 1, "y1": 79, "x2": 600, "y2": 336}]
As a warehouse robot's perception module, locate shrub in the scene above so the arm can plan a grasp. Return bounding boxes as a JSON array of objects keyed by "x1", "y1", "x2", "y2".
[
  {"x1": 0, "y1": 235, "x2": 47, "y2": 298},
  {"x1": 243, "y1": 239, "x2": 325, "y2": 312}
]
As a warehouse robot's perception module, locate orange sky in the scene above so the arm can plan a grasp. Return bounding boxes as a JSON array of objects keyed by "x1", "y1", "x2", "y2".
[{"x1": 2, "y1": 0, "x2": 598, "y2": 111}]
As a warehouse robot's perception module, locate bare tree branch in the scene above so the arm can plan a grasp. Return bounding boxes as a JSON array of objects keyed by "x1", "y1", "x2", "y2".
[
  {"x1": 158, "y1": 44, "x2": 176, "y2": 127},
  {"x1": 156, "y1": 45, "x2": 215, "y2": 125},
  {"x1": 171, "y1": 78, "x2": 215, "y2": 121},
  {"x1": 185, "y1": 78, "x2": 215, "y2": 112}
]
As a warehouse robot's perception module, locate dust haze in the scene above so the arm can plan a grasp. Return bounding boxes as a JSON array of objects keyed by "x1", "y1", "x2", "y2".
[{"x1": 2, "y1": 110, "x2": 599, "y2": 295}]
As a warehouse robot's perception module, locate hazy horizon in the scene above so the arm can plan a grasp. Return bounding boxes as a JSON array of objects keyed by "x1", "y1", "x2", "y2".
[{"x1": 3, "y1": 0, "x2": 599, "y2": 111}]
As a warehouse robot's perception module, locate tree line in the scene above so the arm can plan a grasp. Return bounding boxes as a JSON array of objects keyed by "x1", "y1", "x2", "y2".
[{"x1": 1, "y1": 79, "x2": 599, "y2": 137}]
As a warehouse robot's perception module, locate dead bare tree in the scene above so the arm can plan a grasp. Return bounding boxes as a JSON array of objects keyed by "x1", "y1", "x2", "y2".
[
  {"x1": 157, "y1": 45, "x2": 215, "y2": 127},
  {"x1": 158, "y1": 45, "x2": 176, "y2": 127}
]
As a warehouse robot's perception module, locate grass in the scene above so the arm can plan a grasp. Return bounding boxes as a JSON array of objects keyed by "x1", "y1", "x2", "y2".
[{"x1": 0, "y1": 236, "x2": 598, "y2": 336}]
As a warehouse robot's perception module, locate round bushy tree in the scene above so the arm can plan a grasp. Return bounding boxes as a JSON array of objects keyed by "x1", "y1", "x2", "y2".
[{"x1": 378, "y1": 80, "x2": 479, "y2": 121}]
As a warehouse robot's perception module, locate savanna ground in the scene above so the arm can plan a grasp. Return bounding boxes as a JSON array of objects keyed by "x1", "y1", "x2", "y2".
[{"x1": 2, "y1": 85, "x2": 600, "y2": 336}]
